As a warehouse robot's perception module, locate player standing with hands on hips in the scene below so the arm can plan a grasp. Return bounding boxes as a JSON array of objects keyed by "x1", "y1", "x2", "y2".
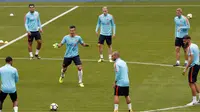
[
  {"x1": 25, "y1": 4, "x2": 43, "y2": 60},
  {"x1": 182, "y1": 35, "x2": 200, "y2": 106},
  {"x1": 112, "y1": 51, "x2": 133, "y2": 112},
  {"x1": 95, "y1": 7, "x2": 116, "y2": 63},
  {"x1": 0, "y1": 56, "x2": 19, "y2": 112}
]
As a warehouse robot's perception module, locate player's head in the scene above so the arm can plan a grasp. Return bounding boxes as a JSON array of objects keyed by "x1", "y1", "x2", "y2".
[
  {"x1": 5, "y1": 56, "x2": 13, "y2": 65},
  {"x1": 112, "y1": 51, "x2": 120, "y2": 61},
  {"x1": 29, "y1": 4, "x2": 35, "y2": 13},
  {"x1": 183, "y1": 35, "x2": 191, "y2": 48},
  {"x1": 69, "y1": 25, "x2": 76, "y2": 36},
  {"x1": 102, "y1": 6, "x2": 108, "y2": 15},
  {"x1": 176, "y1": 8, "x2": 182, "y2": 17}
]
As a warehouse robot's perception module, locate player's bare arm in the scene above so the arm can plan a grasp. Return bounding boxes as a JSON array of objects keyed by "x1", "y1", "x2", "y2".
[
  {"x1": 183, "y1": 54, "x2": 193, "y2": 75},
  {"x1": 81, "y1": 43, "x2": 89, "y2": 47}
]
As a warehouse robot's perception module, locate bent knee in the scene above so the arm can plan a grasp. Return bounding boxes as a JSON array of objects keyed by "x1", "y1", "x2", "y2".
[{"x1": 77, "y1": 66, "x2": 82, "y2": 71}]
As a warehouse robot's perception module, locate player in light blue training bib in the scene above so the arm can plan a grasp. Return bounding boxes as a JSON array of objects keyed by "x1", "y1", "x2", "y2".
[
  {"x1": 182, "y1": 35, "x2": 200, "y2": 106},
  {"x1": 55, "y1": 25, "x2": 89, "y2": 87},
  {"x1": 25, "y1": 4, "x2": 43, "y2": 60},
  {"x1": 95, "y1": 7, "x2": 116, "y2": 63},
  {"x1": 0, "y1": 57, "x2": 19, "y2": 112},
  {"x1": 174, "y1": 8, "x2": 190, "y2": 66},
  {"x1": 112, "y1": 51, "x2": 133, "y2": 112}
]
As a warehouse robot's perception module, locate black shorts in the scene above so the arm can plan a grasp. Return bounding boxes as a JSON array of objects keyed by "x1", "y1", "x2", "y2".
[
  {"x1": 63, "y1": 55, "x2": 82, "y2": 67},
  {"x1": 188, "y1": 64, "x2": 200, "y2": 83},
  {"x1": 28, "y1": 31, "x2": 41, "y2": 42},
  {"x1": 98, "y1": 34, "x2": 112, "y2": 45},
  {"x1": 114, "y1": 86, "x2": 129, "y2": 96},
  {"x1": 175, "y1": 37, "x2": 185, "y2": 48},
  {"x1": 0, "y1": 91, "x2": 17, "y2": 103}
]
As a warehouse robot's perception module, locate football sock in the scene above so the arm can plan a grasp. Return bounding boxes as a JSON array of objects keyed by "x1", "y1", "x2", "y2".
[
  {"x1": 176, "y1": 60, "x2": 180, "y2": 64},
  {"x1": 61, "y1": 69, "x2": 65, "y2": 78},
  {"x1": 114, "y1": 104, "x2": 118, "y2": 110},
  {"x1": 109, "y1": 55, "x2": 112, "y2": 60},
  {"x1": 128, "y1": 103, "x2": 132, "y2": 110},
  {"x1": 13, "y1": 106, "x2": 18, "y2": 112},
  {"x1": 29, "y1": 52, "x2": 33, "y2": 57},
  {"x1": 35, "y1": 49, "x2": 40, "y2": 55},
  {"x1": 193, "y1": 96, "x2": 197, "y2": 102},
  {"x1": 78, "y1": 70, "x2": 83, "y2": 83},
  {"x1": 100, "y1": 54, "x2": 103, "y2": 59}
]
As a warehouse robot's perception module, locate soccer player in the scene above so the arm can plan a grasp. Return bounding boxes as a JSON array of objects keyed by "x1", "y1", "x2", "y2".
[
  {"x1": 0, "y1": 56, "x2": 19, "y2": 112},
  {"x1": 182, "y1": 35, "x2": 200, "y2": 106},
  {"x1": 112, "y1": 51, "x2": 133, "y2": 112},
  {"x1": 56, "y1": 25, "x2": 89, "y2": 87},
  {"x1": 95, "y1": 7, "x2": 116, "y2": 63},
  {"x1": 25, "y1": 4, "x2": 43, "y2": 60},
  {"x1": 174, "y1": 8, "x2": 190, "y2": 66}
]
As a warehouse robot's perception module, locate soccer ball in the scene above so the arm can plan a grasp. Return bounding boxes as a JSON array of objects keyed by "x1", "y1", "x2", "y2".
[
  {"x1": 187, "y1": 13, "x2": 192, "y2": 19},
  {"x1": 9, "y1": 13, "x2": 14, "y2": 16},
  {"x1": 0, "y1": 40, "x2": 4, "y2": 44},
  {"x1": 50, "y1": 103, "x2": 58, "y2": 111}
]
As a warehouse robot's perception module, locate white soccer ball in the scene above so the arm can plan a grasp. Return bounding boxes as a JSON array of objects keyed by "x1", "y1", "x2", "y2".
[
  {"x1": 187, "y1": 13, "x2": 192, "y2": 19},
  {"x1": 0, "y1": 40, "x2": 4, "y2": 44},
  {"x1": 4, "y1": 41, "x2": 8, "y2": 44},
  {"x1": 50, "y1": 103, "x2": 58, "y2": 111},
  {"x1": 9, "y1": 13, "x2": 14, "y2": 16}
]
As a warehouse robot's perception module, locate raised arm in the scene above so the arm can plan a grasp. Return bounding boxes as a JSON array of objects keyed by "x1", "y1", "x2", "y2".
[{"x1": 180, "y1": 17, "x2": 190, "y2": 29}]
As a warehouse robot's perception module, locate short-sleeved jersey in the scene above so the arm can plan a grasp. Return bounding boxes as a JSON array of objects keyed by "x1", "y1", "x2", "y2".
[
  {"x1": 174, "y1": 15, "x2": 190, "y2": 38},
  {"x1": 61, "y1": 35, "x2": 84, "y2": 58},
  {"x1": 0, "y1": 64, "x2": 19, "y2": 93},
  {"x1": 188, "y1": 43, "x2": 199, "y2": 67},
  {"x1": 25, "y1": 11, "x2": 42, "y2": 32}
]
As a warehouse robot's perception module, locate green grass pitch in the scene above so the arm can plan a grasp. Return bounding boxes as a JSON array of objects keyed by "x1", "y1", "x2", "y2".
[{"x1": 0, "y1": 2, "x2": 200, "y2": 112}]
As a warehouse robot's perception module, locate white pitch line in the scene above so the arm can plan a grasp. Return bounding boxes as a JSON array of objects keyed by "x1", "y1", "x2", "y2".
[
  {"x1": 1, "y1": 5, "x2": 200, "y2": 8},
  {"x1": 0, "y1": 6, "x2": 79, "y2": 50},
  {"x1": 142, "y1": 104, "x2": 197, "y2": 112},
  {"x1": 0, "y1": 57, "x2": 184, "y2": 68}
]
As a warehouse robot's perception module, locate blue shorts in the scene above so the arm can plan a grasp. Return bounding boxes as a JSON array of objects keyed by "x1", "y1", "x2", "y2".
[
  {"x1": 175, "y1": 37, "x2": 185, "y2": 48},
  {"x1": 28, "y1": 31, "x2": 41, "y2": 42},
  {"x1": 98, "y1": 34, "x2": 112, "y2": 45},
  {"x1": 0, "y1": 91, "x2": 17, "y2": 103},
  {"x1": 63, "y1": 55, "x2": 82, "y2": 67}
]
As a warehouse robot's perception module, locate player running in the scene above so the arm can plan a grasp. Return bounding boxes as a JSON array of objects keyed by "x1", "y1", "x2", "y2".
[
  {"x1": 25, "y1": 4, "x2": 43, "y2": 60},
  {"x1": 182, "y1": 35, "x2": 200, "y2": 106},
  {"x1": 174, "y1": 8, "x2": 190, "y2": 66},
  {"x1": 112, "y1": 51, "x2": 133, "y2": 112},
  {"x1": 55, "y1": 25, "x2": 89, "y2": 87},
  {"x1": 95, "y1": 7, "x2": 116, "y2": 63},
  {"x1": 0, "y1": 56, "x2": 19, "y2": 112}
]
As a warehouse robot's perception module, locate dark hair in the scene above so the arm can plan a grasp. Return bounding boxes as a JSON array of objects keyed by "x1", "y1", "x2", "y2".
[
  {"x1": 29, "y1": 4, "x2": 35, "y2": 8},
  {"x1": 5, "y1": 56, "x2": 12, "y2": 63},
  {"x1": 183, "y1": 35, "x2": 191, "y2": 40},
  {"x1": 69, "y1": 25, "x2": 76, "y2": 29}
]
